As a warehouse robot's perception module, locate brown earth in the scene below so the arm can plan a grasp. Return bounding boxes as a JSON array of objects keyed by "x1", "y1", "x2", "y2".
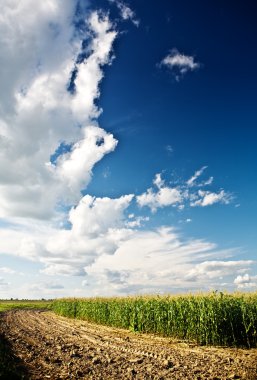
[{"x1": 0, "y1": 310, "x2": 257, "y2": 380}]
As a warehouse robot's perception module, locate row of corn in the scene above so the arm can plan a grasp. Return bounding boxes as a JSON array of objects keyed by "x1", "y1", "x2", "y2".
[{"x1": 52, "y1": 292, "x2": 257, "y2": 347}]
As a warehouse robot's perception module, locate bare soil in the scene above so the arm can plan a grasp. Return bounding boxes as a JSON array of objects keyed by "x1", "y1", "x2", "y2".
[{"x1": 0, "y1": 310, "x2": 256, "y2": 379}]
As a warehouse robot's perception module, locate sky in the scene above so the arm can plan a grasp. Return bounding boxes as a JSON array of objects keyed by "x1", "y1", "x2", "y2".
[{"x1": 0, "y1": 0, "x2": 256, "y2": 299}]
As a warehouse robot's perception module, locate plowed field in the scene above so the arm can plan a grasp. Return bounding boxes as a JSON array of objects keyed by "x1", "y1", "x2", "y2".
[{"x1": 0, "y1": 310, "x2": 256, "y2": 379}]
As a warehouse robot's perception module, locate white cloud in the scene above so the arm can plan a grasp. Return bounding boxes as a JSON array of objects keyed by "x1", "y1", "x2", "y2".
[
  {"x1": 68, "y1": 194, "x2": 134, "y2": 236},
  {"x1": 109, "y1": 0, "x2": 140, "y2": 26},
  {"x1": 55, "y1": 126, "x2": 118, "y2": 201},
  {"x1": 234, "y1": 273, "x2": 257, "y2": 289},
  {"x1": 71, "y1": 11, "x2": 117, "y2": 123},
  {"x1": 191, "y1": 189, "x2": 232, "y2": 207},
  {"x1": 137, "y1": 171, "x2": 232, "y2": 212},
  {"x1": 0, "y1": 1, "x2": 248, "y2": 299},
  {"x1": 0, "y1": 2, "x2": 132, "y2": 281},
  {"x1": 87, "y1": 228, "x2": 248, "y2": 295},
  {"x1": 204, "y1": 177, "x2": 214, "y2": 186},
  {"x1": 137, "y1": 173, "x2": 182, "y2": 212},
  {"x1": 0, "y1": 0, "x2": 77, "y2": 113},
  {"x1": 0, "y1": 267, "x2": 16, "y2": 274},
  {"x1": 186, "y1": 260, "x2": 254, "y2": 280},
  {"x1": 0, "y1": 198, "x2": 254, "y2": 295},
  {"x1": 0, "y1": 194, "x2": 134, "y2": 277},
  {"x1": 187, "y1": 166, "x2": 208, "y2": 186},
  {"x1": 0, "y1": 4, "x2": 118, "y2": 219},
  {"x1": 153, "y1": 173, "x2": 165, "y2": 189},
  {"x1": 137, "y1": 187, "x2": 182, "y2": 212},
  {"x1": 160, "y1": 49, "x2": 200, "y2": 80},
  {"x1": 126, "y1": 216, "x2": 149, "y2": 228}
]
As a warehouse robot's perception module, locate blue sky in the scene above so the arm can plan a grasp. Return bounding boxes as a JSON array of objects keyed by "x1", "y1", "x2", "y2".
[{"x1": 0, "y1": 0, "x2": 256, "y2": 298}]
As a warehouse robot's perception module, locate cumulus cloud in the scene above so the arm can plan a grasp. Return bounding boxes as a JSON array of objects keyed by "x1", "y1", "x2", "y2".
[
  {"x1": 0, "y1": 3, "x2": 118, "y2": 219},
  {"x1": 0, "y1": 1, "x2": 246, "y2": 298},
  {"x1": 234, "y1": 273, "x2": 257, "y2": 289},
  {"x1": 0, "y1": 0, "x2": 77, "y2": 113},
  {"x1": 160, "y1": 49, "x2": 200, "y2": 80},
  {"x1": 137, "y1": 173, "x2": 182, "y2": 212},
  {"x1": 153, "y1": 173, "x2": 165, "y2": 189},
  {"x1": 71, "y1": 11, "x2": 117, "y2": 123},
  {"x1": 0, "y1": 194, "x2": 134, "y2": 277},
  {"x1": 40, "y1": 193, "x2": 134, "y2": 275},
  {"x1": 0, "y1": 1, "x2": 133, "y2": 283},
  {"x1": 137, "y1": 187, "x2": 182, "y2": 212},
  {"x1": 137, "y1": 171, "x2": 232, "y2": 212},
  {"x1": 55, "y1": 126, "x2": 118, "y2": 201},
  {"x1": 191, "y1": 189, "x2": 232, "y2": 207}
]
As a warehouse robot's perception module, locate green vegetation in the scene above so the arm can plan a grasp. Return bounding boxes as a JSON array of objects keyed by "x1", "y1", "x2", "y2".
[
  {"x1": 0, "y1": 299, "x2": 52, "y2": 312},
  {"x1": 52, "y1": 292, "x2": 257, "y2": 348}
]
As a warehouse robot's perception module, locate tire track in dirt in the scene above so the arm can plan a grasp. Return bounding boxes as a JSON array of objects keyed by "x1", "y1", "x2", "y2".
[{"x1": 0, "y1": 310, "x2": 256, "y2": 379}]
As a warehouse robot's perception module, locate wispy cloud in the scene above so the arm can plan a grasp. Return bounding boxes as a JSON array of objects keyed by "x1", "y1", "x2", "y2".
[
  {"x1": 87, "y1": 229, "x2": 252, "y2": 295},
  {"x1": 109, "y1": 0, "x2": 140, "y2": 26},
  {"x1": 0, "y1": 267, "x2": 16, "y2": 274},
  {"x1": 165, "y1": 145, "x2": 173, "y2": 155},
  {"x1": 187, "y1": 166, "x2": 208, "y2": 186},
  {"x1": 186, "y1": 260, "x2": 254, "y2": 281},
  {"x1": 160, "y1": 48, "x2": 200, "y2": 81}
]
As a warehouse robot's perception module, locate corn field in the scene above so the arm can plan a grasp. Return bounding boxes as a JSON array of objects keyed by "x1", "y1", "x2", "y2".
[{"x1": 52, "y1": 292, "x2": 257, "y2": 348}]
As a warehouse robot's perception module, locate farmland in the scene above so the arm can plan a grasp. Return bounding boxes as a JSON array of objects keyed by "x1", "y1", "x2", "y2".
[
  {"x1": 52, "y1": 292, "x2": 257, "y2": 348},
  {"x1": 0, "y1": 299, "x2": 52, "y2": 313},
  {"x1": 0, "y1": 294, "x2": 257, "y2": 379},
  {"x1": 0, "y1": 300, "x2": 51, "y2": 379}
]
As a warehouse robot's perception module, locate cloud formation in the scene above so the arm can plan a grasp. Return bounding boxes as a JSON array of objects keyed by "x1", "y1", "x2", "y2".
[
  {"x1": 187, "y1": 166, "x2": 208, "y2": 186},
  {"x1": 0, "y1": 267, "x2": 17, "y2": 274},
  {"x1": 160, "y1": 48, "x2": 200, "y2": 80},
  {"x1": 186, "y1": 260, "x2": 254, "y2": 280},
  {"x1": 137, "y1": 171, "x2": 232, "y2": 212},
  {"x1": 0, "y1": 1, "x2": 254, "y2": 298},
  {"x1": 87, "y1": 229, "x2": 253, "y2": 295},
  {"x1": 137, "y1": 186, "x2": 182, "y2": 212},
  {"x1": 190, "y1": 189, "x2": 232, "y2": 207},
  {"x1": 0, "y1": 4, "x2": 118, "y2": 219},
  {"x1": 0, "y1": 194, "x2": 134, "y2": 277},
  {"x1": 234, "y1": 273, "x2": 257, "y2": 289},
  {"x1": 109, "y1": 0, "x2": 139, "y2": 26}
]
